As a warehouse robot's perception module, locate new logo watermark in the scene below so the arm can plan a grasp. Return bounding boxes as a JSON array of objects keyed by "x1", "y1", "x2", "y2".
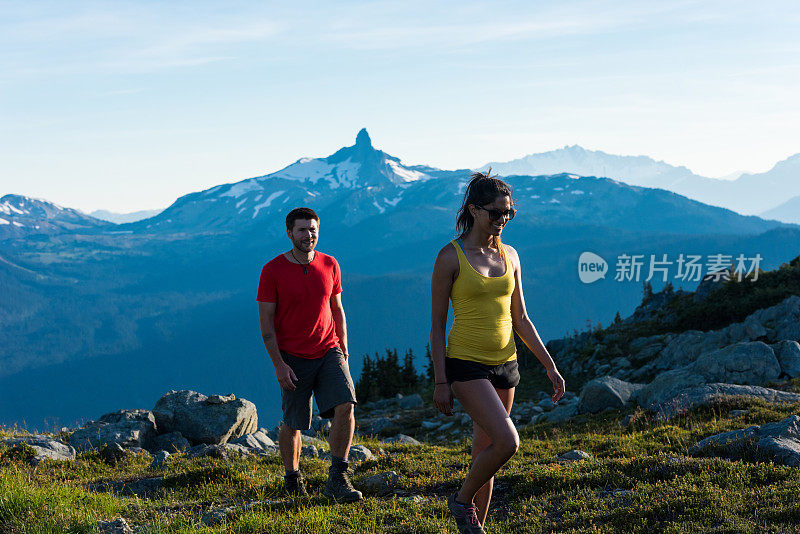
[
  {"x1": 578, "y1": 252, "x2": 763, "y2": 284},
  {"x1": 578, "y1": 252, "x2": 608, "y2": 284}
]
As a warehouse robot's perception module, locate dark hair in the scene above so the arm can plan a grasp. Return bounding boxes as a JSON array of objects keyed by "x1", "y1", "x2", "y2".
[
  {"x1": 285, "y1": 207, "x2": 319, "y2": 230},
  {"x1": 455, "y1": 168, "x2": 514, "y2": 241}
]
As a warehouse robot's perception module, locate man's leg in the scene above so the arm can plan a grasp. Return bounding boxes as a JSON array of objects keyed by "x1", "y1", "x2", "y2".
[
  {"x1": 329, "y1": 401, "x2": 355, "y2": 459},
  {"x1": 472, "y1": 387, "x2": 515, "y2": 526},
  {"x1": 315, "y1": 348, "x2": 362, "y2": 502},
  {"x1": 279, "y1": 422, "x2": 301, "y2": 472}
]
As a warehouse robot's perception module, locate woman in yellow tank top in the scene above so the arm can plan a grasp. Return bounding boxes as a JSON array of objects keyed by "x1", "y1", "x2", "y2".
[{"x1": 431, "y1": 170, "x2": 566, "y2": 533}]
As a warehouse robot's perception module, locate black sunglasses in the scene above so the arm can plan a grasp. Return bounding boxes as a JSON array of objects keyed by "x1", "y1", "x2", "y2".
[{"x1": 475, "y1": 205, "x2": 516, "y2": 221}]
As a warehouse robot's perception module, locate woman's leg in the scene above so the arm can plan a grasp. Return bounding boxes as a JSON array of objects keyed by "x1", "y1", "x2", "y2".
[
  {"x1": 472, "y1": 386, "x2": 514, "y2": 525},
  {"x1": 451, "y1": 379, "x2": 519, "y2": 507}
]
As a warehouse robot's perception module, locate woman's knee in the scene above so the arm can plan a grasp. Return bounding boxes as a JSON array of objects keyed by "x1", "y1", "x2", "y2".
[{"x1": 497, "y1": 429, "x2": 519, "y2": 459}]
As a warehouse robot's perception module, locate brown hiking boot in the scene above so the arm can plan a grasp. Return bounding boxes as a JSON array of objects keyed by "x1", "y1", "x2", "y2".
[
  {"x1": 323, "y1": 463, "x2": 363, "y2": 502},
  {"x1": 447, "y1": 492, "x2": 485, "y2": 533},
  {"x1": 284, "y1": 471, "x2": 308, "y2": 497}
]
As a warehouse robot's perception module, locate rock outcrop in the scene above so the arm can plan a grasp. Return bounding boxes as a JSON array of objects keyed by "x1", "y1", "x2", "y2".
[
  {"x1": 690, "y1": 414, "x2": 800, "y2": 467},
  {"x1": 152, "y1": 390, "x2": 257, "y2": 445},
  {"x1": 70, "y1": 410, "x2": 157, "y2": 451}
]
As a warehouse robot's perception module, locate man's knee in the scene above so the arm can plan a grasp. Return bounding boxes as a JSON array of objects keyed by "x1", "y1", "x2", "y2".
[
  {"x1": 280, "y1": 422, "x2": 301, "y2": 436},
  {"x1": 333, "y1": 401, "x2": 355, "y2": 419}
]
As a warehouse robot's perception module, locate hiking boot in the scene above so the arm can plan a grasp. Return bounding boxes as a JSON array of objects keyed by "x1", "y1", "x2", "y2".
[
  {"x1": 284, "y1": 471, "x2": 308, "y2": 497},
  {"x1": 447, "y1": 492, "x2": 485, "y2": 534},
  {"x1": 323, "y1": 464, "x2": 363, "y2": 502}
]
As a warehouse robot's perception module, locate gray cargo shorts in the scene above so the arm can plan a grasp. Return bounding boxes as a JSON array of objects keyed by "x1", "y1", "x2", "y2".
[{"x1": 280, "y1": 346, "x2": 357, "y2": 431}]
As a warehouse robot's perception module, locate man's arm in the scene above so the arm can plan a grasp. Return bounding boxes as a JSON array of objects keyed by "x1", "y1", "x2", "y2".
[
  {"x1": 330, "y1": 293, "x2": 349, "y2": 359},
  {"x1": 258, "y1": 301, "x2": 298, "y2": 391}
]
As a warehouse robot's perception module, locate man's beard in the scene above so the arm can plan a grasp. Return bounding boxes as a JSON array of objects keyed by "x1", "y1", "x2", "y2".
[{"x1": 293, "y1": 237, "x2": 316, "y2": 253}]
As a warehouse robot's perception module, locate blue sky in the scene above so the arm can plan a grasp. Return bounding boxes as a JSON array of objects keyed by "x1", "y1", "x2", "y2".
[{"x1": 1, "y1": 0, "x2": 798, "y2": 212}]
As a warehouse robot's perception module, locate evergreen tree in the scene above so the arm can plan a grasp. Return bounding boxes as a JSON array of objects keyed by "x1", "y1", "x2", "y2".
[{"x1": 401, "y1": 349, "x2": 419, "y2": 393}]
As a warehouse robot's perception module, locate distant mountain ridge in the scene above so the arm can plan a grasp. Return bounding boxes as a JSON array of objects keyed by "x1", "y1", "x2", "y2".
[
  {"x1": 89, "y1": 209, "x2": 163, "y2": 224},
  {"x1": 0, "y1": 194, "x2": 109, "y2": 239},
  {"x1": 483, "y1": 146, "x2": 800, "y2": 219}
]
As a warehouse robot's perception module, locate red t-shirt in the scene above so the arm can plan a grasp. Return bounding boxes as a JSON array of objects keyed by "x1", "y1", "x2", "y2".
[{"x1": 256, "y1": 251, "x2": 342, "y2": 359}]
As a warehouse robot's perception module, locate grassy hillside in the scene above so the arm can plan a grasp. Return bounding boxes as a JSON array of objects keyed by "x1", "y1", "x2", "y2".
[{"x1": 2, "y1": 381, "x2": 800, "y2": 533}]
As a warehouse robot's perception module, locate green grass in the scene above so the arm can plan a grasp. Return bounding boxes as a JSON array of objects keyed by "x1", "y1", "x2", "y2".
[{"x1": 2, "y1": 394, "x2": 800, "y2": 533}]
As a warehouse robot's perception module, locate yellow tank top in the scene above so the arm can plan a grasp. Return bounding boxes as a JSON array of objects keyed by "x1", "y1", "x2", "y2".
[{"x1": 446, "y1": 239, "x2": 517, "y2": 365}]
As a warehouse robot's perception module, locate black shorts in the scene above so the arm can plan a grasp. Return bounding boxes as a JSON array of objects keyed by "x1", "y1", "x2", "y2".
[
  {"x1": 445, "y1": 357, "x2": 520, "y2": 389},
  {"x1": 280, "y1": 347, "x2": 357, "y2": 431}
]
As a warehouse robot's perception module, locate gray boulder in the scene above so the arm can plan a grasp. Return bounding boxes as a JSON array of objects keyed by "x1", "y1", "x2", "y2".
[
  {"x1": 694, "y1": 341, "x2": 781, "y2": 385},
  {"x1": 0, "y1": 435, "x2": 76, "y2": 462},
  {"x1": 152, "y1": 390, "x2": 257, "y2": 445},
  {"x1": 690, "y1": 414, "x2": 800, "y2": 467},
  {"x1": 362, "y1": 471, "x2": 401, "y2": 495},
  {"x1": 558, "y1": 449, "x2": 592, "y2": 461},
  {"x1": 650, "y1": 383, "x2": 800, "y2": 419},
  {"x1": 577, "y1": 376, "x2": 645, "y2": 414},
  {"x1": 70, "y1": 409, "x2": 156, "y2": 451},
  {"x1": 230, "y1": 430, "x2": 276, "y2": 451},
  {"x1": 348, "y1": 444, "x2": 374, "y2": 461},
  {"x1": 773, "y1": 340, "x2": 800, "y2": 378},
  {"x1": 151, "y1": 431, "x2": 191, "y2": 453},
  {"x1": 383, "y1": 434, "x2": 421, "y2": 445},
  {"x1": 635, "y1": 342, "x2": 784, "y2": 409}
]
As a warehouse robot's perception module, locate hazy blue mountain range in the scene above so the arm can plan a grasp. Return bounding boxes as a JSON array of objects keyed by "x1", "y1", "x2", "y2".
[
  {"x1": 2, "y1": 129, "x2": 799, "y2": 430},
  {"x1": 483, "y1": 146, "x2": 800, "y2": 219},
  {"x1": 761, "y1": 195, "x2": 800, "y2": 225},
  {"x1": 89, "y1": 209, "x2": 164, "y2": 224}
]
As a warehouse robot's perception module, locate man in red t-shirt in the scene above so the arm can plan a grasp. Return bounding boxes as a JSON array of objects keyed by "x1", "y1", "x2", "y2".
[{"x1": 257, "y1": 207, "x2": 361, "y2": 502}]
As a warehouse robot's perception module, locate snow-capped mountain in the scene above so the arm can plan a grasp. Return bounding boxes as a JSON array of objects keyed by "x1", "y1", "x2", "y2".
[
  {"x1": 132, "y1": 129, "x2": 443, "y2": 232},
  {"x1": 0, "y1": 194, "x2": 109, "y2": 239},
  {"x1": 483, "y1": 146, "x2": 800, "y2": 218},
  {"x1": 481, "y1": 145, "x2": 710, "y2": 190}
]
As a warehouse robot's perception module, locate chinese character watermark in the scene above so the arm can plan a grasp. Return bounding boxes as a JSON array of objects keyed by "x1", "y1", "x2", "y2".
[{"x1": 578, "y1": 252, "x2": 763, "y2": 284}]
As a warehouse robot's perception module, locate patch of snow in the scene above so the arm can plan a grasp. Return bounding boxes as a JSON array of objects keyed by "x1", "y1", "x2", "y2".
[
  {"x1": 372, "y1": 200, "x2": 386, "y2": 214},
  {"x1": 204, "y1": 185, "x2": 223, "y2": 196},
  {"x1": 549, "y1": 199, "x2": 560, "y2": 204},
  {"x1": 254, "y1": 194, "x2": 263, "y2": 202},
  {"x1": 252, "y1": 191, "x2": 285, "y2": 218},
  {"x1": 553, "y1": 187, "x2": 564, "y2": 191},
  {"x1": 331, "y1": 160, "x2": 361, "y2": 188},
  {"x1": 272, "y1": 158, "x2": 335, "y2": 185},
  {"x1": 0, "y1": 218, "x2": 9, "y2": 225},
  {"x1": 12, "y1": 221, "x2": 24, "y2": 227},
  {"x1": 567, "y1": 174, "x2": 581, "y2": 179},
  {"x1": 236, "y1": 198, "x2": 247, "y2": 209},
  {"x1": 221, "y1": 179, "x2": 263, "y2": 198},
  {"x1": 384, "y1": 195, "x2": 402, "y2": 207},
  {"x1": 530, "y1": 195, "x2": 540, "y2": 199},
  {"x1": 0, "y1": 202, "x2": 26, "y2": 215},
  {"x1": 571, "y1": 190, "x2": 585, "y2": 195},
  {"x1": 387, "y1": 160, "x2": 429, "y2": 182}
]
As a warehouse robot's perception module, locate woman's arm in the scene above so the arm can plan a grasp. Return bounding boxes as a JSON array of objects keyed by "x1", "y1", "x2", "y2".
[
  {"x1": 430, "y1": 243, "x2": 458, "y2": 415},
  {"x1": 506, "y1": 245, "x2": 566, "y2": 402}
]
